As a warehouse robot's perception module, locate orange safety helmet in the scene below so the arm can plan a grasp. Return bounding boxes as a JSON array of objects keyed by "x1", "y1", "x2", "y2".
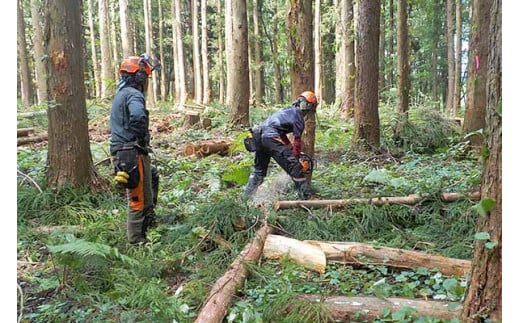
[
  {"x1": 297, "y1": 91, "x2": 318, "y2": 111},
  {"x1": 119, "y1": 55, "x2": 152, "y2": 76}
]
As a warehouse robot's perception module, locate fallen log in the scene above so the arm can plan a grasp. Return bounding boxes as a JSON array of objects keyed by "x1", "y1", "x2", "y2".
[
  {"x1": 305, "y1": 240, "x2": 470, "y2": 277},
  {"x1": 17, "y1": 133, "x2": 48, "y2": 146},
  {"x1": 17, "y1": 111, "x2": 47, "y2": 118},
  {"x1": 298, "y1": 294, "x2": 461, "y2": 321},
  {"x1": 194, "y1": 222, "x2": 272, "y2": 323},
  {"x1": 263, "y1": 234, "x2": 327, "y2": 273},
  {"x1": 275, "y1": 192, "x2": 480, "y2": 210},
  {"x1": 182, "y1": 139, "x2": 232, "y2": 157},
  {"x1": 17, "y1": 127, "x2": 34, "y2": 137}
]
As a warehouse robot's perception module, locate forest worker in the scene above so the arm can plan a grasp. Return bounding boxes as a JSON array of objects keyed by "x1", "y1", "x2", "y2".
[
  {"x1": 243, "y1": 91, "x2": 318, "y2": 201},
  {"x1": 110, "y1": 54, "x2": 160, "y2": 245}
]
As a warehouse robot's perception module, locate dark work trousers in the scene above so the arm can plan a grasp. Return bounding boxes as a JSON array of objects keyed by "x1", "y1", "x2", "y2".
[{"x1": 253, "y1": 136, "x2": 306, "y2": 181}]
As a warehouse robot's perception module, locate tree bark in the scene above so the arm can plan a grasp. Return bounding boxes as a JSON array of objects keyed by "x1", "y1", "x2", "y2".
[
  {"x1": 314, "y1": 0, "x2": 322, "y2": 104},
  {"x1": 30, "y1": 0, "x2": 47, "y2": 104},
  {"x1": 397, "y1": 0, "x2": 410, "y2": 116},
  {"x1": 158, "y1": 0, "x2": 168, "y2": 100},
  {"x1": 201, "y1": 0, "x2": 211, "y2": 104},
  {"x1": 192, "y1": 0, "x2": 202, "y2": 104},
  {"x1": 99, "y1": 0, "x2": 113, "y2": 99},
  {"x1": 460, "y1": 0, "x2": 501, "y2": 320},
  {"x1": 17, "y1": 0, "x2": 34, "y2": 107},
  {"x1": 43, "y1": 0, "x2": 105, "y2": 190},
  {"x1": 173, "y1": 0, "x2": 187, "y2": 108},
  {"x1": 287, "y1": 0, "x2": 314, "y2": 98},
  {"x1": 463, "y1": 0, "x2": 490, "y2": 148},
  {"x1": 252, "y1": 0, "x2": 265, "y2": 105},
  {"x1": 143, "y1": 0, "x2": 156, "y2": 106},
  {"x1": 119, "y1": 0, "x2": 134, "y2": 57},
  {"x1": 305, "y1": 240, "x2": 470, "y2": 277},
  {"x1": 446, "y1": 0, "x2": 455, "y2": 115},
  {"x1": 194, "y1": 222, "x2": 272, "y2": 323},
  {"x1": 353, "y1": 0, "x2": 381, "y2": 150},
  {"x1": 298, "y1": 295, "x2": 461, "y2": 321},
  {"x1": 87, "y1": 0, "x2": 101, "y2": 98},
  {"x1": 216, "y1": 0, "x2": 225, "y2": 104},
  {"x1": 226, "y1": 0, "x2": 250, "y2": 128},
  {"x1": 454, "y1": 0, "x2": 462, "y2": 115},
  {"x1": 274, "y1": 192, "x2": 481, "y2": 210}
]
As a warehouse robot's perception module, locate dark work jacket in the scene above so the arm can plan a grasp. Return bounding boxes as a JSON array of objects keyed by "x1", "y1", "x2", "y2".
[
  {"x1": 259, "y1": 105, "x2": 305, "y2": 139},
  {"x1": 109, "y1": 86, "x2": 150, "y2": 154}
]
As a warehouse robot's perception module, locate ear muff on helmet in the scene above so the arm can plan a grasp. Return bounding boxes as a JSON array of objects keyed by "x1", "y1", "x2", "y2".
[
  {"x1": 135, "y1": 69, "x2": 148, "y2": 85},
  {"x1": 298, "y1": 98, "x2": 316, "y2": 111}
]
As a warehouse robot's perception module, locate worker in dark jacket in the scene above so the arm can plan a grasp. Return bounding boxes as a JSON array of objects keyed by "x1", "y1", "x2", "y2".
[
  {"x1": 110, "y1": 54, "x2": 160, "y2": 245},
  {"x1": 243, "y1": 91, "x2": 318, "y2": 201}
]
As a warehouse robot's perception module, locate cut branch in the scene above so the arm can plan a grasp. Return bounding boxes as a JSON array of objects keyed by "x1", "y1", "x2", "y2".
[
  {"x1": 194, "y1": 222, "x2": 272, "y2": 323},
  {"x1": 305, "y1": 240, "x2": 470, "y2": 277},
  {"x1": 298, "y1": 294, "x2": 461, "y2": 321},
  {"x1": 275, "y1": 192, "x2": 480, "y2": 210}
]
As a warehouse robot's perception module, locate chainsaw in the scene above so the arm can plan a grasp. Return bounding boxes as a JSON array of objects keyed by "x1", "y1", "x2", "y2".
[{"x1": 299, "y1": 152, "x2": 316, "y2": 175}]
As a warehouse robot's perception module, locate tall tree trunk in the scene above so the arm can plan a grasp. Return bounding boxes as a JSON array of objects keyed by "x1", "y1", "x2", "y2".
[
  {"x1": 43, "y1": 0, "x2": 104, "y2": 190},
  {"x1": 431, "y1": 0, "x2": 440, "y2": 105},
  {"x1": 110, "y1": 1, "x2": 119, "y2": 80},
  {"x1": 454, "y1": 0, "x2": 462, "y2": 115},
  {"x1": 87, "y1": 0, "x2": 101, "y2": 98},
  {"x1": 30, "y1": 0, "x2": 47, "y2": 105},
  {"x1": 201, "y1": 0, "x2": 211, "y2": 104},
  {"x1": 335, "y1": 0, "x2": 347, "y2": 116},
  {"x1": 353, "y1": 0, "x2": 381, "y2": 150},
  {"x1": 397, "y1": 0, "x2": 410, "y2": 115},
  {"x1": 446, "y1": 0, "x2": 455, "y2": 115},
  {"x1": 143, "y1": 0, "x2": 156, "y2": 105},
  {"x1": 462, "y1": 0, "x2": 491, "y2": 148},
  {"x1": 173, "y1": 0, "x2": 187, "y2": 108},
  {"x1": 460, "y1": 1, "x2": 501, "y2": 320},
  {"x1": 272, "y1": 0, "x2": 282, "y2": 104},
  {"x1": 98, "y1": 0, "x2": 114, "y2": 99},
  {"x1": 216, "y1": 0, "x2": 225, "y2": 104},
  {"x1": 314, "y1": 0, "x2": 322, "y2": 104},
  {"x1": 344, "y1": 0, "x2": 355, "y2": 119},
  {"x1": 99, "y1": 0, "x2": 113, "y2": 99},
  {"x1": 192, "y1": 0, "x2": 202, "y2": 104},
  {"x1": 119, "y1": 0, "x2": 134, "y2": 57},
  {"x1": 288, "y1": 0, "x2": 315, "y2": 156},
  {"x1": 388, "y1": 0, "x2": 394, "y2": 87},
  {"x1": 226, "y1": 0, "x2": 250, "y2": 128},
  {"x1": 252, "y1": 0, "x2": 265, "y2": 105},
  {"x1": 17, "y1": 0, "x2": 34, "y2": 107},
  {"x1": 158, "y1": 0, "x2": 167, "y2": 100},
  {"x1": 378, "y1": 0, "x2": 385, "y2": 95}
]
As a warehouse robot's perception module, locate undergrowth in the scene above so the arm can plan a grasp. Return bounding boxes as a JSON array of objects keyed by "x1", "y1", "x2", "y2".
[{"x1": 17, "y1": 101, "x2": 481, "y2": 322}]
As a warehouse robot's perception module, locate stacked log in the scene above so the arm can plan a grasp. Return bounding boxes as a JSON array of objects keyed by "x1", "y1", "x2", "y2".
[{"x1": 182, "y1": 139, "x2": 232, "y2": 157}]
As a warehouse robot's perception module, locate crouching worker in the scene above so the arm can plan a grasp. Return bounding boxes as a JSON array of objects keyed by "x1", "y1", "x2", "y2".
[
  {"x1": 110, "y1": 54, "x2": 160, "y2": 245},
  {"x1": 243, "y1": 91, "x2": 318, "y2": 201}
]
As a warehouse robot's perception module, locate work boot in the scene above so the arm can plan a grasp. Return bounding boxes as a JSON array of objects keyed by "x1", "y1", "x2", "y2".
[
  {"x1": 294, "y1": 179, "x2": 312, "y2": 200},
  {"x1": 242, "y1": 174, "x2": 264, "y2": 200}
]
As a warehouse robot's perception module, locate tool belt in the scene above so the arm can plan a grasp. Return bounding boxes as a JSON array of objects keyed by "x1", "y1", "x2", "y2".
[
  {"x1": 244, "y1": 128, "x2": 262, "y2": 152},
  {"x1": 113, "y1": 144, "x2": 141, "y2": 189}
]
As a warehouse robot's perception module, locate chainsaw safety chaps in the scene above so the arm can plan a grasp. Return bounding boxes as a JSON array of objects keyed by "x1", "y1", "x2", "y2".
[{"x1": 114, "y1": 147, "x2": 140, "y2": 189}]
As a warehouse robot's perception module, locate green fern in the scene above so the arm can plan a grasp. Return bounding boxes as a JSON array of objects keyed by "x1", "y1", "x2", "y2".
[{"x1": 48, "y1": 239, "x2": 137, "y2": 266}]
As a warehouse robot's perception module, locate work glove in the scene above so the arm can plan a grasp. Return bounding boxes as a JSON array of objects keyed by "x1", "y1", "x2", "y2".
[
  {"x1": 300, "y1": 159, "x2": 310, "y2": 173},
  {"x1": 114, "y1": 171, "x2": 130, "y2": 185}
]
